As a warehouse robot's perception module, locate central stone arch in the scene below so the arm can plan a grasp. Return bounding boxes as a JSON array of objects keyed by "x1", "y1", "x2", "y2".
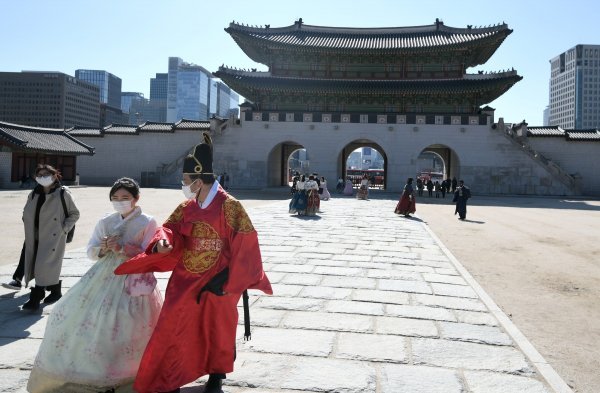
[{"x1": 338, "y1": 139, "x2": 388, "y2": 190}]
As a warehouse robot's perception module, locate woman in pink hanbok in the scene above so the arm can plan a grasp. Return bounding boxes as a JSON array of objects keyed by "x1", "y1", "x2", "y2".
[{"x1": 28, "y1": 178, "x2": 163, "y2": 393}]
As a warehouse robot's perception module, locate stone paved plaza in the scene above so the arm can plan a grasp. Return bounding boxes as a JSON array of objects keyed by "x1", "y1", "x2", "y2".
[{"x1": 0, "y1": 197, "x2": 569, "y2": 392}]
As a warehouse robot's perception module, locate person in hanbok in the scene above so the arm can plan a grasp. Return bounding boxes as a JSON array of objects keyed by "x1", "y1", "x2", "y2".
[
  {"x1": 453, "y1": 180, "x2": 471, "y2": 220},
  {"x1": 114, "y1": 134, "x2": 272, "y2": 393},
  {"x1": 319, "y1": 176, "x2": 331, "y2": 201},
  {"x1": 343, "y1": 177, "x2": 354, "y2": 196},
  {"x1": 356, "y1": 174, "x2": 370, "y2": 200},
  {"x1": 289, "y1": 175, "x2": 307, "y2": 215},
  {"x1": 336, "y1": 177, "x2": 344, "y2": 193},
  {"x1": 395, "y1": 177, "x2": 417, "y2": 217},
  {"x1": 27, "y1": 177, "x2": 163, "y2": 393},
  {"x1": 305, "y1": 175, "x2": 320, "y2": 216}
]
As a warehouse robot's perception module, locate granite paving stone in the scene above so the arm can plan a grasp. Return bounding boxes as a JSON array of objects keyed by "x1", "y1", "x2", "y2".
[
  {"x1": 324, "y1": 299, "x2": 385, "y2": 316},
  {"x1": 431, "y1": 282, "x2": 479, "y2": 298},
  {"x1": 438, "y1": 321, "x2": 513, "y2": 345},
  {"x1": 412, "y1": 337, "x2": 533, "y2": 373},
  {"x1": 464, "y1": 370, "x2": 551, "y2": 393},
  {"x1": 335, "y1": 332, "x2": 408, "y2": 363},
  {"x1": 379, "y1": 364, "x2": 464, "y2": 393},
  {"x1": 376, "y1": 316, "x2": 438, "y2": 337},
  {"x1": 351, "y1": 289, "x2": 410, "y2": 305},
  {"x1": 0, "y1": 197, "x2": 561, "y2": 392},
  {"x1": 386, "y1": 304, "x2": 457, "y2": 322}
]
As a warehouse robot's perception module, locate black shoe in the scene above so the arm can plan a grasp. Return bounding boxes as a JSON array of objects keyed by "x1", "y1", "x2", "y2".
[
  {"x1": 43, "y1": 280, "x2": 62, "y2": 304},
  {"x1": 22, "y1": 286, "x2": 46, "y2": 310},
  {"x1": 203, "y1": 375, "x2": 223, "y2": 393},
  {"x1": 2, "y1": 279, "x2": 22, "y2": 290}
]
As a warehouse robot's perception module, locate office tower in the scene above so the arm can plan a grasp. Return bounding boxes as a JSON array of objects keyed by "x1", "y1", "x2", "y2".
[
  {"x1": 549, "y1": 45, "x2": 600, "y2": 129},
  {"x1": 0, "y1": 71, "x2": 100, "y2": 128},
  {"x1": 166, "y1": 57, "x2": 212, "y2": 122}
]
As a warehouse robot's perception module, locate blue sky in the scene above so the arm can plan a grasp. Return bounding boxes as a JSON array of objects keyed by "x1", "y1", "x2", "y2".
[{"x1": 2, "y1": 0, "x2": 599, "y2": 124}]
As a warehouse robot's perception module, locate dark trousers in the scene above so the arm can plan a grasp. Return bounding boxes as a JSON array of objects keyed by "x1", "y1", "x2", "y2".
[{"x1": 12, "y1": 242, "x2": 26, "y2": 282}]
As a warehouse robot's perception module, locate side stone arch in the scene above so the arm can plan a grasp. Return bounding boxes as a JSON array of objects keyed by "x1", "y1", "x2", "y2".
[{"x1": 415, "y1": 143, "x2": 461, "y2": 180}]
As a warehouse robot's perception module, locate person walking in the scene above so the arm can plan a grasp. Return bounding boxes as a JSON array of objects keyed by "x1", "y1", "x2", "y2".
[
  {"x1": 16, "y1": 164, "x2": 80, "y2": 310},
  {"x1": 434, "y1": 180, "x2": 441, "y2": 198},
  {"x1": 451, "y1": 177, "x2": 458, "y2": 193},
  {"x1": 453, "y1": 180, "x2": 472, "y2": 220},
  {"x1": 319, "y1": 176, "x2": 331, "y2": 201},
  {"x1": 394, "y1": 178, "x2": 417, "y2": 217},
  {"x1": 426, "y1": 179, "x2": 434, "y2": 197},
  {"x1": 27, "y1": 177, "x2": 163, "y2": 393},
  {"x1": 114, "y1": 133, "x2": 272, "y2": 393},
  {"x1": 416, "y1": 178, "x2": 424, "y2": 197},
  {"x1": 441, "y1": 179, "x2": 447, "y2": 198}
]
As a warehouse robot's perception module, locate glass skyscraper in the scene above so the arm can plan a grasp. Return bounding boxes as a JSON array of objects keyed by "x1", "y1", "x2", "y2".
[
  {"x1": 75, "y1": 69, "x2": 122, "y2": 109},
  {"x1": 150, "y1": 73, "x2": 168, "y2": 100},
  {"x1": 167, "y1": 57, "x2": 212, "y2": 122}
]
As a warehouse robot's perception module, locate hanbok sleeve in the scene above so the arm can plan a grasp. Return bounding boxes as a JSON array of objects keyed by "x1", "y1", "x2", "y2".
[
  {"x1": 86, "y1": 218, "x2": 106, "y2": 261},
  {"x1": 221, "y1": 198, "x2": 272, "y2": 295},
  {"x1": 114, "y1": 203, "x2": 187, "y2": 275}
]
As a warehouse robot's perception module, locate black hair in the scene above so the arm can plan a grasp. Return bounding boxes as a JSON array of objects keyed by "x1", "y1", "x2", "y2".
[
  {"x1": 407, "y1": 177, "x2": 413, "y2": 184},
  {"x1": 189, "y1": 173, "x2": 216, "y2": 185},
  {"x1": 109, "y1": 177, "x2": 140, "y2": 200}
]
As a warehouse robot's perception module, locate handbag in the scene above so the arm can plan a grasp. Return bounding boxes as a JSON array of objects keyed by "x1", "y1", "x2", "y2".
[
  {"x1": 59, "y1": 187, "x2": 75, "y2": 243},
  {"x1": 124, "y1": 273, "x2": 157, "y2": 296}
]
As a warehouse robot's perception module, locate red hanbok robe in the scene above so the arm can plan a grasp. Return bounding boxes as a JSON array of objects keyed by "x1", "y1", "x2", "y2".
[
  {"x1": 114, "y1": 187, "x2": 272, "y2": 393},
  {"x1": 395, "y1": 184, "x2": 416, "y2": 215}
]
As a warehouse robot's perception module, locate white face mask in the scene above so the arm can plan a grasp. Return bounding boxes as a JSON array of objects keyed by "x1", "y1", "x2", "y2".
[
  {"x1": 112, "y1": 200, "x2": 134, "y2": 215},
  {"x1": 182, "y1": 180, "x2": 198, "y2": 199},
  {"x1": 35, "y1": 175, "x2": 54, "y2": 187}
]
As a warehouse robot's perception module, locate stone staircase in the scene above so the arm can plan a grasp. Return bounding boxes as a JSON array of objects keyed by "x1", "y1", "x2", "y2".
[{"x1": 495, "y1": 119, "x2": 580, "y2": 195}]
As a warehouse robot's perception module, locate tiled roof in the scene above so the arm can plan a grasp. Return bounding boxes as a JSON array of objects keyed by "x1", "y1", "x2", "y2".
[
  {"x1": 226, "y1": 20, "x2": 511, "y2": 50},
  {"x1": 527, "y1": 126, "x2": 565, "y2": 137},
  {"x1": 565, "y1": 129, "x2": 600, "y2": 140},
  {"x1": 0, "y1": 121, "x2": 94, "y2": 155},
  {"x1": 67, "y1": 126, "x2": 103, "y2": 137},
  {"x1": 138, "y1": 122, "x2": 174, "y2": 132},
  {"x1": 103, "y1": 124, "x2": 138, "y2": 134},
  {"x1": 215, "y1": 67, "x2": 522, "y2": 97},
  {"x1": 527, "y1": 126, "x2": 600, "y2": 141},
  {"x1": 174, "y1": 119, "x2": 211, "y2": 130}
]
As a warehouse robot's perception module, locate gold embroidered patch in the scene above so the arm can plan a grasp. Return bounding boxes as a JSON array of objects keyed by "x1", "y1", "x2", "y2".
[
  {"x1": 224, "y1": 198, "x2": 254, "y2": 233},
  {"x1": 165, "y1": 200, "x2": 190, "y2": 224},
  {"x1": 183, "y1": 222, "x2": 221, "y2": 274}
]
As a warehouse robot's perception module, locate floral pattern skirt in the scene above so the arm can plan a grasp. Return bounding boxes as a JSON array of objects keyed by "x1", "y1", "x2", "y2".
[{"x1": 27, "y1": 253, "x2": 163, "y2": 393}]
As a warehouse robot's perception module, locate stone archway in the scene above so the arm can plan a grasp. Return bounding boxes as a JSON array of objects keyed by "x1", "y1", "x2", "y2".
[
  {"x1": 338, "y1": 139, "x2": 388, "y2": 190},
  {"x1": 266, "y1": 141, "x2": 307, "y2": 187},
  {"x1": 417, "y1": 144, "x2": 461, "y2": 182}
]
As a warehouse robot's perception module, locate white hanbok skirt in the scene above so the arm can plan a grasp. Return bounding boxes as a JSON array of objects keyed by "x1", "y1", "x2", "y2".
[{"x1": 27, "y1": 253, "x2": 163, "y2": 393}]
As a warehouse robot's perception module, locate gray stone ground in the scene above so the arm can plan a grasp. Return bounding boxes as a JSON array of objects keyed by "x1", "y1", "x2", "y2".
[{"x1": 0, "y1": 197, "x2": 570, "y2": 392}]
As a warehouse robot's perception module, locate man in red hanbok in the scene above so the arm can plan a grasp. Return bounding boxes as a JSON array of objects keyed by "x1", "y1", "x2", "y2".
[{"x1": 115, "y1": 133, "x2": 272, "y2": 393}]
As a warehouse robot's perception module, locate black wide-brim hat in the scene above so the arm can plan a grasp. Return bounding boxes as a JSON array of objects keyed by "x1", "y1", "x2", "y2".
[{"x1": 183, "y1": 133, "x2": 214, "y2": 175}]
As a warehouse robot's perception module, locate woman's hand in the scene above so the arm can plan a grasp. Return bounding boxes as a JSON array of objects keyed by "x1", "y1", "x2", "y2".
[
  {"x1": 106, "y1": 235, "x2": 122, "y2": 253},
  {"x1": 156, "y1": 239, "x2": 173, "y2": 254}
]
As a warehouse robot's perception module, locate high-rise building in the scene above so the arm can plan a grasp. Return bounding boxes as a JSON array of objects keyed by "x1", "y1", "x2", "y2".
[
  {"x1": 166, "y1": 57, "x2": 212, "y2": 122},
  {"x1": 0, "y1": 71, "x2": 100, "y2": 128},
  {"x1": 75, "y1": 69, "x2": 122, "y2": 108},
  {"x1": 148, "y1": 73, "x2": 168, "y2": 123},
  {"x1": 150, "y1": 73, "x2": 168, "y2": 100},
  {"x1": 121, "y1": 92, "x2": 146, "y2": 113},
  {"x1": 549, "y1": 44, "x2": 600, "y2": 129}
]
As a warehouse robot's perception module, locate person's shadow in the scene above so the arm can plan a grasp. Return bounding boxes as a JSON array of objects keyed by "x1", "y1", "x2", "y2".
[
  {"x1": 181, "y1": 385, "x2": 223, "y2": 392},
  {"x1": 0, "y1": 291, "x2": 46, "y2": 345},
  {"x1": 461, "y1": 219, "x2": 485, "y2": 224}
]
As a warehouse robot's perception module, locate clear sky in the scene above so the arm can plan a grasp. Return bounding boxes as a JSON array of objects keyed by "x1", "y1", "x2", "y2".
[{"x1": 2, "y1": 0, "x2": 599, "y2": 124}]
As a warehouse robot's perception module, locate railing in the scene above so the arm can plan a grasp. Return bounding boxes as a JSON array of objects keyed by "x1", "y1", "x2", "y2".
[{"x1": 499, "y1": 126, "x2": 579, "y2": 193}]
